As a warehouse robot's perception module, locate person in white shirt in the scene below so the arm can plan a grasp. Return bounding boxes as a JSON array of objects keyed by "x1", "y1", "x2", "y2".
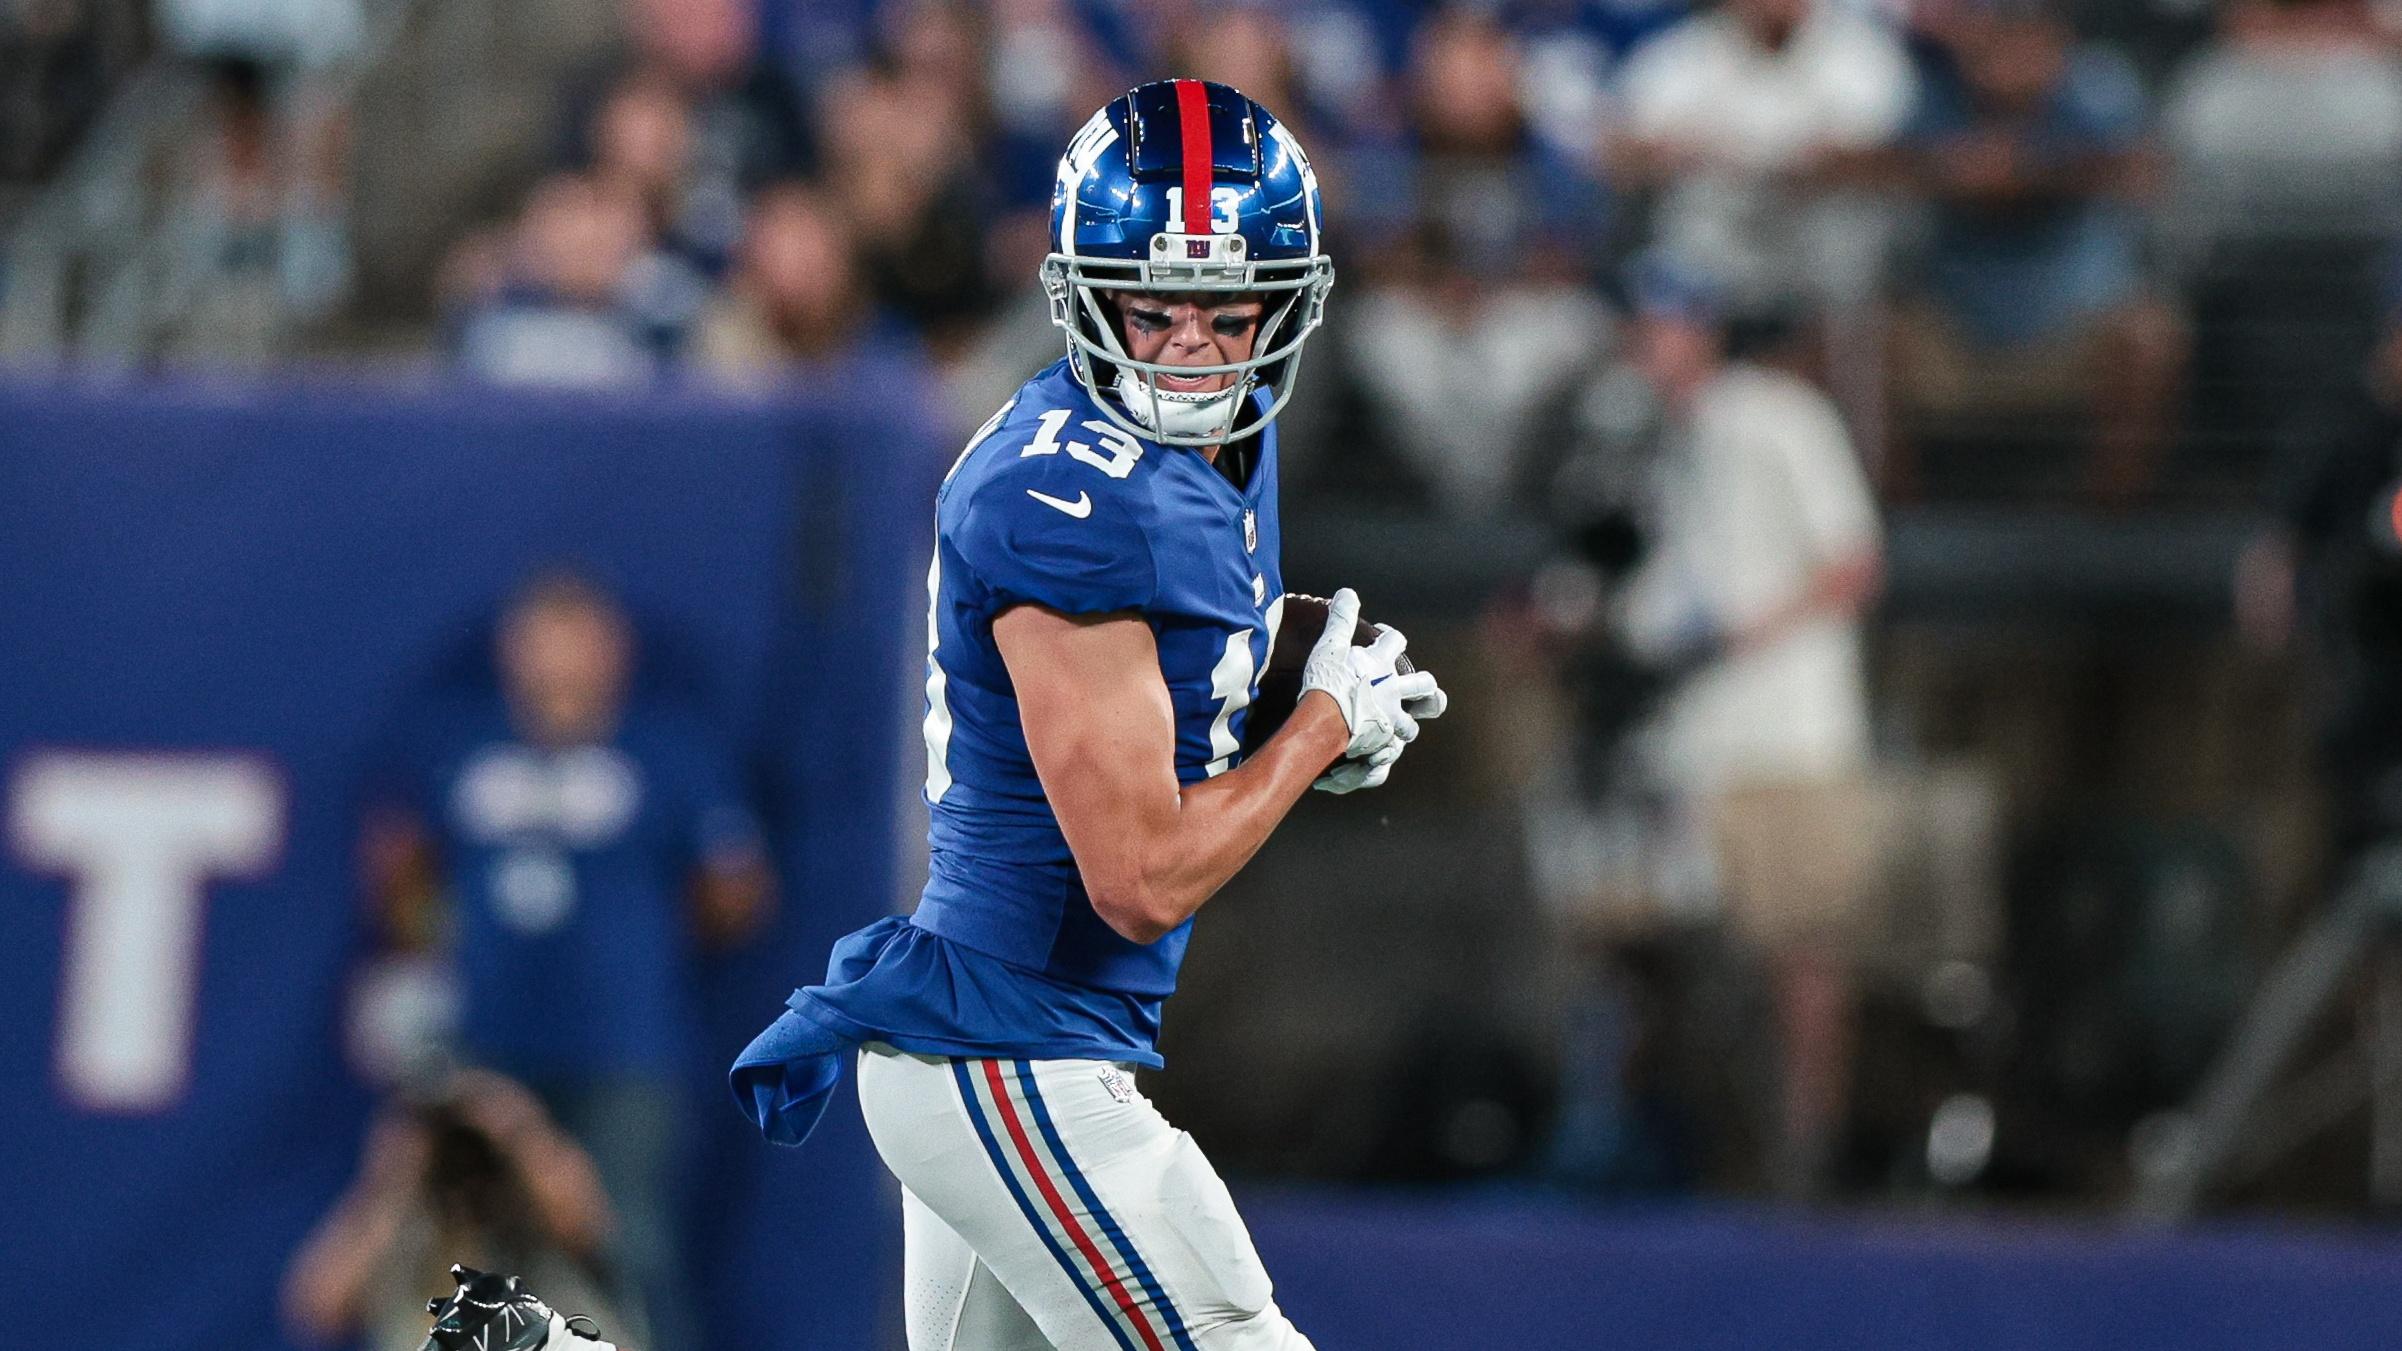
[
  {"x1": 1614, "y1": 264, "x2": 1885, "y2": 1196},
  {"x1": 1611, "y1": 0, "x2": 1915, "y2": 309}
]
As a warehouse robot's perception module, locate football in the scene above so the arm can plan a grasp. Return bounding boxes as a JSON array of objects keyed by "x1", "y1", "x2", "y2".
[{"x1": 1242, "y1": 593, "x2": 1414, "y2": 753}]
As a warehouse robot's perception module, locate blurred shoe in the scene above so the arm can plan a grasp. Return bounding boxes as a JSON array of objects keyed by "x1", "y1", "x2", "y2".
[{"x1": 420, "y1": 1264, "x2": 618, "y2": 1351}]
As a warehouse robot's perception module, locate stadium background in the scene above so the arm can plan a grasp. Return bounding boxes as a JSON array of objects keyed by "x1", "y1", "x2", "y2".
[{"x1": 9, "y1": 0, "x2": 2402, "y2": 1346}]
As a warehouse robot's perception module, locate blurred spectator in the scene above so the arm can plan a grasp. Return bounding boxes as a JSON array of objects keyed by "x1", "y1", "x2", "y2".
[
  {"x1": 1169, "y1": 6, "x2": 1306, "y2": 129},
  {"x1": 1318, "y1": 6, "x2": 1614, "y2": 516},
  {"x1": 1507, "y1": 0, "x2": 1696, "y2": 166},
  {"x1": 1262, "y1": 0, "x2": 1400, "y2": 145},
  {"x1": 692, "y1": 182, "x2": 896, "y2": 383},
  {"x1": 452, "y1": 173, "x2": 705, "y2": 387},
  {"x1": 282, "y1": 1069, "x2": 627, "y2": 1351},
  {"x1": 2162, "y1": 0, "x2": 2402, "y2": 246},
  {"x1": 1882, "y1": 2, "x2": 2184, "y2": 506},
  {"x1": 817, "y1": 3, "x2": 1003, "y2": 356},
  {"x1": 925, "y1": 1, "x2": 1155, "y2": 426},
  {"x1": 1361, "y1": 6, "x2": 1607, "y2": 273},
  {"x1": 585, "y1": 71, "x2": 715, "y2": 270},
  {"x1": 620, "y1": 0, "x2": 811, "y2": 180},
  {"x1": 564, "y1": 0, "x2": 815, "y2": 280},
  {"x1": 878, "y1": 0, "x2": 987, "y2": 154},
  {"x1": 1165, "y1": 4, "x2": 1351, "y2": 159},
  {"x1": 135, "y1": 55, "x2": 352, "y2": 364},
  {"x1": 369, "y1": 570, "x2": 773, "y2": 1351},
  {"x1": 2162, "y1": 0, "x2": 2402, "y2": 463},
  {"x1": 1611, "y1": 0, "x2": 1915, "y2": 308},
  {"x1": 2237, "y1": 279, "x2": 2402, "y2": 865},
  {"x1": 1336, "y1": 225, "x2": 1615, "y2": 516},
  {"x1": 1605, "y1": 267, "x2": 1882, "y2": 1197},
  {"x1": 982, "y1": 0, "x2": 1132, "y2": 211}
]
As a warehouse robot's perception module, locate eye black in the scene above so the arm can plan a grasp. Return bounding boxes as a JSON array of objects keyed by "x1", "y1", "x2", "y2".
[
  {"x1": 1127, "y1": 309, "x2": 1171, "y2": 331},
  {"x1": 1212, "y1": 316, "x2": 1258, "y2": 336}
]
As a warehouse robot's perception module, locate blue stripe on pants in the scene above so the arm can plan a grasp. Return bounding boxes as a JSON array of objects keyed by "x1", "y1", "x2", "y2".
[
  {"x1": 1013, "y1": 1059, "x2": 1200, "y2": 1351},
  {"x1": 950, "y1": 1058, "x2": 1139, "y2": 1351}
]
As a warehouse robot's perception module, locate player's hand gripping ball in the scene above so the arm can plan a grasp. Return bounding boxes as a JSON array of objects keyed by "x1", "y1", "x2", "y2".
[
  {"x1": 1245, "y1": 590, "x2": 1401, "y2": 752},
  {"x1": 1247, "y1": 590, "x2": 1448, "y2": 792}
]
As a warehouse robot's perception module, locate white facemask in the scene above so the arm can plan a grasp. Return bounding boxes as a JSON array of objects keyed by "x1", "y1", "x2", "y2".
[{"x1": 1113, "y1": 369, "x2": 1249, "y2": 442}]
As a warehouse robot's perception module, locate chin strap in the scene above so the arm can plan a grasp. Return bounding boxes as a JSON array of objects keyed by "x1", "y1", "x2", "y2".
[{"x1": 1112, "y1": 368, "x2": 1248, "y2": 440}]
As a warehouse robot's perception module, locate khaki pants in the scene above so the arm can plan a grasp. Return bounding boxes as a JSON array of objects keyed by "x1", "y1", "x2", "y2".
[{"x1": 1707, "y1": 777, "x2": 1883, "y2": 953}]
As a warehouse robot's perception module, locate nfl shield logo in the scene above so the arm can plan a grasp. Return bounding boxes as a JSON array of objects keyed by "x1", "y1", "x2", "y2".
[{"x1": 1243, "y1": 510, "x2": 1257, "y2": 553}]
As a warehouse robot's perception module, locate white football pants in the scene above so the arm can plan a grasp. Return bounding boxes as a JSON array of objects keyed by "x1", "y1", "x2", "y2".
[{"x1": 856, "y1": 1043, "x2": 1315, "y2": 1351}]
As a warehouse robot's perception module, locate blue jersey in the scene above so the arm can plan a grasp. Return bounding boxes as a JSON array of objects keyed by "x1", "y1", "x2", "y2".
[
  {"x1": 404, "y1": 700, "x2": 762, "y2": 1078},
  {"x1": 770, "y1": 359, "x2": 1285, "y2": 1079}
]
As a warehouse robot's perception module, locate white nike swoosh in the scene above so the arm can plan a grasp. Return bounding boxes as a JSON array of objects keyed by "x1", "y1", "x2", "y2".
[{"x1": 1026, "y1": 488, "x2": 1093, "y2": 518}]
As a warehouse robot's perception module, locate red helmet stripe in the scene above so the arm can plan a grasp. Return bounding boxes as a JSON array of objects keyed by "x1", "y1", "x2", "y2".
[{"x1": 1175, "y1": 79, "x2": 1212, "y2": 235}]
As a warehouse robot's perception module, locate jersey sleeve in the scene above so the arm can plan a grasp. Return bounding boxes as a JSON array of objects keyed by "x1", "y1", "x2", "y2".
[{"x1": 951, "y1": 467, "x2": 1158, "y2": 616}]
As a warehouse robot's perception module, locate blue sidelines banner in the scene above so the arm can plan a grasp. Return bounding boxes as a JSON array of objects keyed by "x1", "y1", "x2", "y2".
[{"x1": 0, "y1": 371, "x2": 941, "y2": 1350}]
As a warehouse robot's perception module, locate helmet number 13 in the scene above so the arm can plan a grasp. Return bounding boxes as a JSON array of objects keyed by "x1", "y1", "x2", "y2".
[{"x1": 1164, "y1": 186, "x2": 1244, "y2": 235}]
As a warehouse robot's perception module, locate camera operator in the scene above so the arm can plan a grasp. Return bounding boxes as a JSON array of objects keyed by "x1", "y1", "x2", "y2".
[
  {"x1": 1531, "y1": 259, "x2": 1884, "y2": 1198},
  {"x1": 281, "y1": 1069, "x2": 631, "y2": 1351}
]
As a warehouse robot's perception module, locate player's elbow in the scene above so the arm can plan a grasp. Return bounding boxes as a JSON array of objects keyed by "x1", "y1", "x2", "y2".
[{"x1": 1087, "y1": 881, "x2": 1181, "y2": 945}]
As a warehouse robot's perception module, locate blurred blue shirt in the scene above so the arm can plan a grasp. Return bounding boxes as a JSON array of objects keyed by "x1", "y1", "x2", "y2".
[
  {"x1": 1906, "y1": 43, "x2": 2150, "y2": 348},
  {"x1": 403, "y1": 699, "x2": 762, "y2": 1078}
]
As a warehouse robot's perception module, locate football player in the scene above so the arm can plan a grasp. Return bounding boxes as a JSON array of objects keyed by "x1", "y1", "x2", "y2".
[{"x1": 732, "y1": 80, "x2": 1447, "y2": 1349}]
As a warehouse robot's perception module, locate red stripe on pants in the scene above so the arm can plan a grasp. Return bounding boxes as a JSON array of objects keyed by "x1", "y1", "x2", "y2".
[{"x1": 979, "y1": 1058, "x2": 1168, "y2": 1351}]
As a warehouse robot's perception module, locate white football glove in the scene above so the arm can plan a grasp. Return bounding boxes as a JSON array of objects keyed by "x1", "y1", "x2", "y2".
[
  {"x1": 1300, "y1": 588, "x2": 1449, "y2": 778},
  {"x1": 1400, "y1": 672, "x2": 1448, "y2": 723},
  {"x1": 1315, "y1": 658, "x2": 1446, "y2": 794},
  {"x1": 1315, "y1": 738, "x2": 1402, "y2": 794}
]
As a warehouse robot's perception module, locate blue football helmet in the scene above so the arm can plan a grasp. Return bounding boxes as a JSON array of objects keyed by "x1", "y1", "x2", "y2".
[{"x1": 1043, "y1": 79, "x2": 1335, "y2": 447}]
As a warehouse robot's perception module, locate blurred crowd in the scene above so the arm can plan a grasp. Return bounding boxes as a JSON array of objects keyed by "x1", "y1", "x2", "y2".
[
  {"x1": 15, "y1": 0, "x2": 2402, "y2": 1297},
  {"x1": 18, "y1": 0, "x2": 2386, "y2": 512},
  {"x1": 6, "y1": 0, "x2": 2400, "y2": 519},
  {"x1": 1, "y1": 0, "x2": 2396, "y2": 491}
]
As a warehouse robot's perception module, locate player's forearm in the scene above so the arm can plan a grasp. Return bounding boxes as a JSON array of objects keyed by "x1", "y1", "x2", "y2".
[{"x1": 1090, "y1": 698, "x2": 1348, "y2": 943}]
